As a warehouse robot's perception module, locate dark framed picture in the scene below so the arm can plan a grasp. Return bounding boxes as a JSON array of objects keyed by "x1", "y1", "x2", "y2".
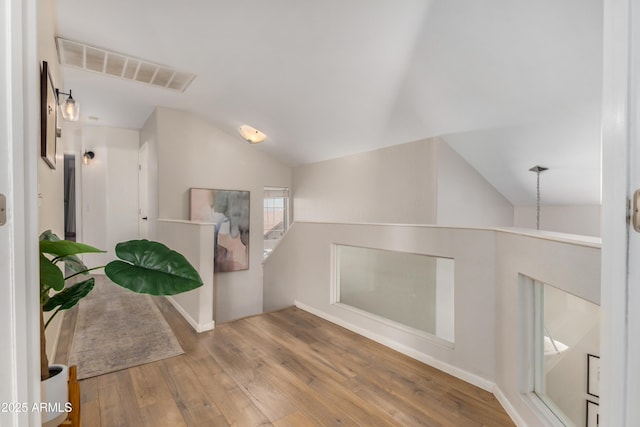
[
  {"x1": 586, "y1": 400, "x2": 599, "y2": 427},
  {"x1": 587, "y1": 354, "x2": 600, "y2": 398},
  {"x1": 40, "y1": 61, "x2": 57, "y2": 169},
  {"x1": 189, "y1": 188, "x2": 250, "y2": 272}
]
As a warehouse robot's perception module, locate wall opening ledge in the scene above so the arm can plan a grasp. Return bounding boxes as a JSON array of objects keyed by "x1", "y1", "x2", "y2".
[{"x1": 156, "y1": 219, "x2": 216, "y2": 332}]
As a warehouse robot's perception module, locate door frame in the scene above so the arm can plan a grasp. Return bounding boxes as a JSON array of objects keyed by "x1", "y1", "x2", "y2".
[
  {"x1": 601, "y1": 0, "x2": 637, "y2": 425},
  {"x1": 0, "y1": 0, "x2": 636, "y2": 426},
  {"x1": 138, "y1": 141, "x2": 149, "y2": 239},
  {"x1": 0, "y1": 0, "x2": 42, "y2": 425}
]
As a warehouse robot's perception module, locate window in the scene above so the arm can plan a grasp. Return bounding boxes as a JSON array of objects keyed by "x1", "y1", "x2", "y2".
[
  {"x1": 528, "y1": 279, "x2": 600, "y2": 426},
  {"x1": 263, "y1": 187, "x2": 289, "y2": 258}
]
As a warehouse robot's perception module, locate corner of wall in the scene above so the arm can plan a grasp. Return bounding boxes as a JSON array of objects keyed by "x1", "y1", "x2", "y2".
[
  {"x1": 435, "y1": 139, "x2": 513, "y2": 227},
  {"x1": 153, "y1": 109, "x2": 292, "y2": 322},
  {"x1": 292, "y1": 138, "x2": 439, "y2": 224}
]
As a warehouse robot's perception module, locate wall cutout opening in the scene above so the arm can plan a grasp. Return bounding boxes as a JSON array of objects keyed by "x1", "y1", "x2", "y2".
[
  {"x1": 263, "y1": 187, "x2": 289, "y2": 258},
  {"x1": 334, "y1": 245, "x2": 454, "y2": 343},
  {"x1": 527, "y1": 278, "x2": 600, "y2": 426}
]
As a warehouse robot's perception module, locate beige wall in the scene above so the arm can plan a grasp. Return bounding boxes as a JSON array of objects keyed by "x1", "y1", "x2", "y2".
[
  {"x1": 292, "y1": 139, "x2": 438, "y2": 224},
  {"x1": 37, "y1": 0, "x2": 64, "y2": 238},
  {"x1": 292, "y1": 137, "x2": 513, "y2": 227},
  {"x1": 149, "y1": 107, "x2": 291, "y2": 322},
  {"x1": 436, "y1": 141, "x2": 513, "y2": 226},
  {"x1": 514, "y1": 205, "x2": 601, "y2": 237},
  {"x1": 38, "y1": 0, "x2": 65, "y2": 362}
]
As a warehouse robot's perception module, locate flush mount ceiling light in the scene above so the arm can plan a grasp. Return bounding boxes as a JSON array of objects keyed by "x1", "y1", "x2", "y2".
[
  {"x1": 56, "y1": 38, "x2": 196, "y2": 92},
  {"x1": 56, "y1": 88, "x2": 80, "y2": 121},
  {"x1": 239, "y1": 125, "x2": 267, "y2": 144}
]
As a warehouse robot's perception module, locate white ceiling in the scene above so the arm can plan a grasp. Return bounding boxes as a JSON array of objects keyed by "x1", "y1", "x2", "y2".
[{"x1": 54, "y1": 0, "x2": 603, "y2": 206}]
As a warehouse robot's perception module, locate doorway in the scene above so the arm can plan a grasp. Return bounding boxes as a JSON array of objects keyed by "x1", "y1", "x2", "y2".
[
  {"x1": 138, "y1": 142, "x2": 149, "y2": 239},
  {"x1": 64, "y1": 154, "x2": 77, "y2": 241}
]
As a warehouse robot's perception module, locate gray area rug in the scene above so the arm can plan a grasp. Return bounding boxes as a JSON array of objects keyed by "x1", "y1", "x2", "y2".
[{"x1": 68, "y1": 276, "x2": 184, "y2": 380}]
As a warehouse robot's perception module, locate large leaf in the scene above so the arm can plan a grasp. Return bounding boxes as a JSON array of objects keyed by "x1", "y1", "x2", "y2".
[
  {"x1": 43, "y1": 278, "x2": 95, "y2": 312},
  {"x1": 40, "y1": 230, "x2": 91, "y2": 274},
  {"x1": 40, "y1": 239, "x2": 104, "y2": 258},
  {"x1": 40, "y1": 253, "x2": 64, "y2": 292},
  {"x1": 104, "y1": 240, "x2": 203, "y2": 296},
  {"x1": 60, "y1": 255, "x2": 91, "y2": 275},
  {"x1": 39, "y1": 229, "x2": 61, "y2": 242}
]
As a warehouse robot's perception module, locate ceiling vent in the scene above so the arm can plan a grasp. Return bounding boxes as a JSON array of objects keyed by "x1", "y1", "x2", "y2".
[{"x1": 56, "y1": 37, "x2": 196, "y2": 92}]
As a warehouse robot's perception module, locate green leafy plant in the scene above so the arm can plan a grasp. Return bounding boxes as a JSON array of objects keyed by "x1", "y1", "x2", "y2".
[{"x1": 39, "y1": 230, "x2": 203, "y2": 380}]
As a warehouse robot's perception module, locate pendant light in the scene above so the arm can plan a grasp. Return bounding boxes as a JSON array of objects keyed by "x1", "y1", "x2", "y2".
[{"x1": 56, "y1": 88, "x2": 80, "y2": 121}]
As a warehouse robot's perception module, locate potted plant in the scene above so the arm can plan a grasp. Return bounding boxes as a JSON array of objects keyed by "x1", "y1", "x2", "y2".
[{"x1": 38, "y1": 230, "x2": 203, "y2": 424}]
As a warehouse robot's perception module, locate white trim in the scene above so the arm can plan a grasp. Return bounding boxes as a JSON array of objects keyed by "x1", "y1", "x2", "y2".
[
  {"x1": 329, "y1": 244, "x2": 339, "y2": 304},
  {"x1": 601, "y1": 0, "x2": 632, "y2": 425},
  {"x1": 621, "y1": 1, "x2": 640, "y2": 425},
  {"x1": 0, "y1": 0, "x2": 40, "y2": 425},
  {"x1": 493, "y1": 388, "x2": 528, "y2": 427},
  {"x1": 165, "y1": 296, "x2": 215, "y2": 333},
  {"x1": 291, "y1": 220, "x2": 601, "y2": 249},
  {"x1": 0, "y1": 5, "x2": 39, "y2": 427},
  {"x1": 294, "y1": 300, "x2": 493, "y2": 392},
  {"x1": 332, "y1": 302, "x2": 455, "y2": 349},
  {"x1": 517, "y1": 391, "x2": 567, "y2": 427},
  {"x1": 156, "y1": 218, "x2": 216, "y2": 225}
]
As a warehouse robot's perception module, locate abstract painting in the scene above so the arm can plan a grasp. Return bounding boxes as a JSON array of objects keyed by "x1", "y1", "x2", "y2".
[{"x1": 190, "y1": 188, "x2": 250, "y2": 272}]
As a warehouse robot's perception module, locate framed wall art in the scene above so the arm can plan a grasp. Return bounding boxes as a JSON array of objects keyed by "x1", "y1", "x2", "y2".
[
  {"x1": 586, "y1": 400, "x2": 599, "y2": 427},
  {"x1": 190, "y1": 188, "x2": 250, "y2": 272},
  {"x1": 587, "y1": 354, "x2": 600, "y2": 398},
  {"x1": 40, "y1": 61, "x2": 57, "y2": 169}
]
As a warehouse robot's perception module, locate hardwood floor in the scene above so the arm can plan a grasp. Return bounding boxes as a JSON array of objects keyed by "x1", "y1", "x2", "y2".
[{"x1": 56, "y1": 299, "x2": 514, "y2": 427}]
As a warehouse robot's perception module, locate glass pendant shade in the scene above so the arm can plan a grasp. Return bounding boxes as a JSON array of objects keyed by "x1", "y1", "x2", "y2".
[{"x1": 61, "y1": 94, "x2": 79, "y2": 121}]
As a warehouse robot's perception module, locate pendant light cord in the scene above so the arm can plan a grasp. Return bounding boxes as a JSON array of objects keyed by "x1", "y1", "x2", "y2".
[
  {"x1": 529, "y1": 165, "x2": 547, "y2": 231},
  {"x1": 536, "y1": 171, "x2": 541, "y2": 230}
]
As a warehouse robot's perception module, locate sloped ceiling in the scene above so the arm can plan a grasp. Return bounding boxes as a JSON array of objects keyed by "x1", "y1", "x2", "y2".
[{"x1": 54, "y1": 0, "x2": 603, "y2": 205}]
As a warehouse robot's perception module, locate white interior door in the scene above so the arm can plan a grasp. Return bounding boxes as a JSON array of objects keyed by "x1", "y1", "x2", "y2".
[
  {"x1": 0, "y1": 0, "x2": 41, "y2": 425},
  {"x1": 601, "y1": 0, "x2": 640, "y2": 425},
  {"x1": 625, "y1": 0, "x2": 640, "y2": 421},
  {"x1": 139, "y1": 141, "x2": 149, "y2": 239}
]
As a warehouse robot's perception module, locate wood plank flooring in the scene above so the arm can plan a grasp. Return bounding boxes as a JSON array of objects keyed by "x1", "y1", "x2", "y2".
[{"x1": 56, "y1": 300, "x2": 514, "y2": 426}]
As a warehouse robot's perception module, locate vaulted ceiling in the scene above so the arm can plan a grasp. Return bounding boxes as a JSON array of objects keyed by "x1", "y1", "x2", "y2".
[{"x1": 54, "y1": 0, "x2": 603, "y2": 205}]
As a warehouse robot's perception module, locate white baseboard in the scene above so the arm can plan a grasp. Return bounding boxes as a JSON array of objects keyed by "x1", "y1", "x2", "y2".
[
  {"x1": 166, "y1": 296, "x2": 215, "y2": 333},
  {"x1": 294, "y1": 300, "x2": 494, "y2": 391},
  {"x1": 493, "y1": 386, "x2": 528, "y2": 427}
]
